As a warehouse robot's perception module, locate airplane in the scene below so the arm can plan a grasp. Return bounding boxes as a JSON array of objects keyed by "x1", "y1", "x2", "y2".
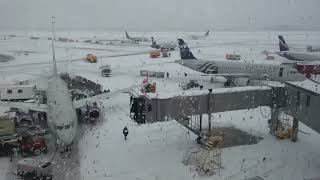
[
  {"x1": 307, "y1": 45, "x2": 320, "y2": 52},
  {"x1": 0, "y1": 19, "x2": 106, "y2": 150},
  {"x1": 125, "y1": 31, "x2": 150, "y2": 43},
  {"x1": 175, "y1": 39, "x2": 306, "y2": 86},
  {"x1": 277, "y1": 35, "x2": 320, "y2": 62},
  {"x1": 150, "y1": 37, "x2": 177, "y2": 50},
  {"x1": 189, "y1": 30, "x2": 210, "y2": 40}
]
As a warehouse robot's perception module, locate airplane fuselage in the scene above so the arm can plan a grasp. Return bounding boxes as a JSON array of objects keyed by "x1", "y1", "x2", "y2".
[
  {"x1": 47, "y1": 75, "x2": 77, "y2": 146},
  {"x1": 307, "y1": 45, "x2": 320, "y2": 52},
  {"x1": 278, "y1": 51, "x2": 320, "y2": 62},
  {"x1": 189, "y1": 35, "x2": 207, "y2": 40},
  {"x1": 176, "y1": 59, "x2": 306, "y2": 82}
]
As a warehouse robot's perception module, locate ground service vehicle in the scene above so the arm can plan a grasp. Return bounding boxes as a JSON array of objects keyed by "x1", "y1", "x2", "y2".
[
  {"x1": 86, "y1": 54, "x2": 97, "y2": 63},
  {"x1": 17, "y1": 158, "x2": 53, "y2": 180},
  {"x1": 225, "y1": 53, "x2": 241, "y2": 60},
  {"x1": 181, "y1": 80, "x2": 200, "y2": 90},
  {"x1": 149, "y1": 51, "x2": 161, "y2": 58},
  {"x1": 19, "y1": 136, "x2": 47, "y2": 156},
  {"x1": 100, "y1": 65, "x2": 111, "y2": 77},
  {"x1": 0, "y1": 85, "x2": 36, "y2": 101}
]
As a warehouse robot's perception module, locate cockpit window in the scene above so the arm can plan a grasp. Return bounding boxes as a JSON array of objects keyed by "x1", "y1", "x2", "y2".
[
  {"x1": 56, "y1": 126, "x2": 63, "y2": 130},
  {"x1": 65, "y1": 125, "x2": 71, "y2": 129}
]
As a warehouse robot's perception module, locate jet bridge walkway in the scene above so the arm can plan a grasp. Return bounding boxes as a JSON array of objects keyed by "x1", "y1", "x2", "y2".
[
  {"x1": 130, "y1": 81, "x2": 320, "y2": 141},
  {"x1": 129, "y1": 85, "x2": 287, "y2": 137}
]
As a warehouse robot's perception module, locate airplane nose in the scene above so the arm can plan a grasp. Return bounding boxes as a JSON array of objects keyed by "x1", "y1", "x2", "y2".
[{"x1": 57, "y1": 128, "x2": 76, "y2": 146}]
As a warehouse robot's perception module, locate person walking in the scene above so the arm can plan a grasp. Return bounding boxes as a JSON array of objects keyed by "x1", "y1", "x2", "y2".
[{"x1": 123, "y1": 126, "x2": 129, "y2": 140}]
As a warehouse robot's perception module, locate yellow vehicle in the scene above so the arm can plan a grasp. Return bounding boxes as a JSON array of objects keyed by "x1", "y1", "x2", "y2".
[
  {"x1": 145, "y1": 83, "x2": 156, "y2": 93},
  {"x1": 86, "y1": 54, "x2": 97, "y2": 63},
  {"x1": 275, "y1": 127, "x2": 292, "y2": 139},
  {"x1": 0, "y1": 116, "x2": 15, "y2": 136}
]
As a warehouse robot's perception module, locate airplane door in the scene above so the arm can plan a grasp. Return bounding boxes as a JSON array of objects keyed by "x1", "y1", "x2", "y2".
[{"x1": 279, "y1": 68, "x2": 284, "y2": 77}]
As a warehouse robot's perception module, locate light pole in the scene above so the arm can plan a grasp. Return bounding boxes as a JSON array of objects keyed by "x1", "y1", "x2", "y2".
[{"x1": 51, "y1": 16, "x2": 57, "y2": 75}]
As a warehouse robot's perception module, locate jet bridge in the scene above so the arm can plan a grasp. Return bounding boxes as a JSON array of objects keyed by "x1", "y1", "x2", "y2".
[
  {"x1": 130, "y1": 80, "x2": 320, "y2": 141},
  {"x1": 130, "y1": 85, "x2": 286, "y2": 137}
]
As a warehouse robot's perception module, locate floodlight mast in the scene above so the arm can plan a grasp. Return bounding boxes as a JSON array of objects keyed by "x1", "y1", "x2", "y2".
[{"x1": 51, "y1": 16, "x2": 57, "y2": 75}]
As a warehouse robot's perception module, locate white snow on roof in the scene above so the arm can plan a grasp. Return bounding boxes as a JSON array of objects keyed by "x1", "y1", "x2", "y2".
[
  {"x1": 139, "y1": 86, "x2": 271, "y2": 99},
  {"x1": 287, "y1": 79, "x2": 320, "y2": 95}
]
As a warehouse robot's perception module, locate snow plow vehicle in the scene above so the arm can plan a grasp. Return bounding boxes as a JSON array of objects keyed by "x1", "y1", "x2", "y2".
[
  {"x1": 86, "y1": 54, "x2": 97, "y2": 63},
  {"x1": 17, "y1": 158, "x2": 53, "y2": 180}
]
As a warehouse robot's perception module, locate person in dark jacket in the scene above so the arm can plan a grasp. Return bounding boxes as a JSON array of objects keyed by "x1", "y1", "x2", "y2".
[{"x1": 123, "y1": 126, "x2": 129, "y2": 140}]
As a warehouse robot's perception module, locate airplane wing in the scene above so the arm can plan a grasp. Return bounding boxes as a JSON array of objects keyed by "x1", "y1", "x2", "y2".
[
  {"x1": 73, "y1": 86, "x2": 138, "y2": 109},
  {"x1": 73, "y1": 92, "x2": 110, "y2": 109},
  {"x1": 0, "y1": 101, "x2": 47, "y2": 112}
]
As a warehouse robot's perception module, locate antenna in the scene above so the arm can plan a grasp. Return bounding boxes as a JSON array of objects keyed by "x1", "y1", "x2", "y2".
[{"x1": 51, "y1": 16, "x2": 58, "y2": 75}]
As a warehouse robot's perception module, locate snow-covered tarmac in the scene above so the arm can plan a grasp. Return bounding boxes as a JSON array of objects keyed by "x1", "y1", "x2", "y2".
[{"x1": 1, "y1": 30, "x2": 320, "y2": 180}]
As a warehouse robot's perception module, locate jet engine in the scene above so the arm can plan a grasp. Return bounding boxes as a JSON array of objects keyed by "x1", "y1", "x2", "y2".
[
  {"x1": 88, "y1": 107, "x2": 100, "y2": 119},
  {"x1": 76, "y1": 102, "x2": 101, "y2": 124}
]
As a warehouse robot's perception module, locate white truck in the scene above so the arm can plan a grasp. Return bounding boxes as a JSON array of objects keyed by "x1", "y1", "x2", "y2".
[
  {"x1": 0, "y1": 85, "x2": 36, "y2": 101},
  {"x1": 225, "y1": 53, "x2": 241, "y2": 60},
  {"x1": 100, "y1": 65, "x2": 111, "y2": 77},
  {"x1": 140, "y1": 70, "x2": 165, "y2": 78}
]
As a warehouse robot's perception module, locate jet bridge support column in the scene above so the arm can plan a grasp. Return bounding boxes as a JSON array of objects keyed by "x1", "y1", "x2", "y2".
[
  {"x1": 199, "y1": 114, "x2": 202, "y2": 132},
  {"x1": 268, "y1": 88, "x2": 282, "y2": 136},
  {"x1": 208, "y1": 89, "x2": 212, "y2": 134},
  {"x1": 291, "y1": 117, "x2": 299, "y2": 142},
  {"x1": 269, "y1": 107, "x2": 280, "y2": 135}
]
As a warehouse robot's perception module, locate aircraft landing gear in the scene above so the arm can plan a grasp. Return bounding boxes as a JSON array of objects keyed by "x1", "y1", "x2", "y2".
[
  {"x1": 224, "y1": 79, "x2": 233, "y2": 86},
  {"x1": 59, "y1": 145, "x2": 72, "y2": 154}
]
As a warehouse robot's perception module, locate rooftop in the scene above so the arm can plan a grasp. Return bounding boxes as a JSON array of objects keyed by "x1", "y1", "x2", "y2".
[{"x1": 286, "y1": 79, "x2": 320, "y2": 95}]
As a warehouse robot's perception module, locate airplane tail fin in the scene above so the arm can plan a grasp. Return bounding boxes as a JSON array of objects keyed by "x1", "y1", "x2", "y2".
[
  {"x1": 205, "y1": 30, "x2": 210, "y2": 36},
  {"x1": 150, "y1": 37, "x2": 160, "y2": 49},
  {"x1": 177, "y1": 39, "x2": 196, "y2": 60},
  {"x1": 278, "y1": 35, "x2": 289, "y2": 51},
  {"x1": 125, "y1": 31, "x2": 130, "y2": 39},
  {"x1": 151, "y1": 37, "x2": 156, "y2": 45}
]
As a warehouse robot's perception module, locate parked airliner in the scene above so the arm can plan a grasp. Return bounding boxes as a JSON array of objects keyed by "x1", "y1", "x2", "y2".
[
  {"x1": 176, "y1": 39, "x2": 306, "y2": 86},
  {"x1": 189, "y1": 30, "x2": 210, "y2": 40},
  {"x1": 125, "y1": 31, "x2": 150, "y2": 43},
  {"x1": 277, "y1": 35, "x2": 320, "y2": 62},
  {"x1": 0, "y1": 18, "x2": 103, "y2": 149}
]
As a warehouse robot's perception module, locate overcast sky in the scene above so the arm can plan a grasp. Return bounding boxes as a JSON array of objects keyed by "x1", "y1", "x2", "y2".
[{"x1": 0, "y1": 0, "x2": 319, "y2": 31}]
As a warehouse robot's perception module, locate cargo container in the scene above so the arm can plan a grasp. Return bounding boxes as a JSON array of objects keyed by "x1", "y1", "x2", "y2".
[{"x1": 0, "y1": 85, "x2": 36, "y2": 101}]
